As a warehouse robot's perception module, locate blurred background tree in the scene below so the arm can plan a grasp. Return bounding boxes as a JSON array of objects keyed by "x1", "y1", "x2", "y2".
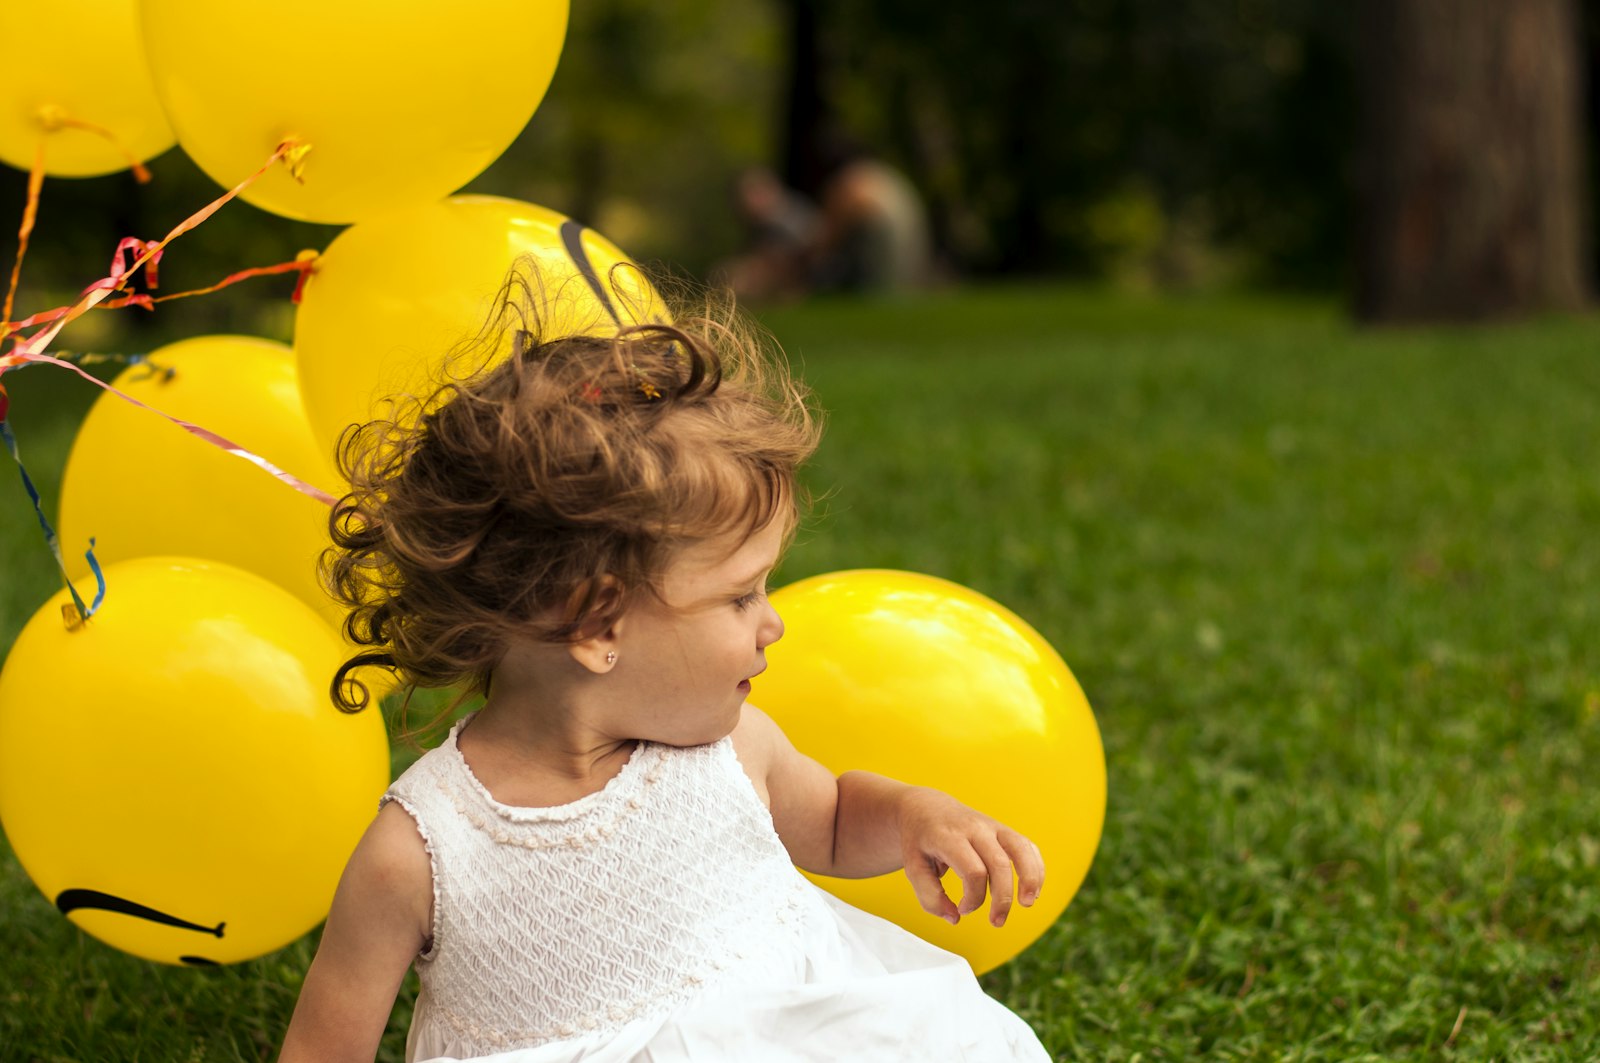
[
  {"x1": 0, "y1": 0, "x2": 1594, "y2": 331},
  {"x1": 1356, "y1": 0, "x2": 1589, "y2": 321}
]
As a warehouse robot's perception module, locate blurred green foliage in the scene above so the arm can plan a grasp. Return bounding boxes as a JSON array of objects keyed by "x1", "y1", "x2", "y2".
[{"x1": 9, "y1": 0, "x2": 1597, "y2": 320}]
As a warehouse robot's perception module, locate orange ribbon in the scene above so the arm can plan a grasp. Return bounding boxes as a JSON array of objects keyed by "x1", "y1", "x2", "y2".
[{"x1": 1, "y1": 139, "x2": 46, "y2": 337}]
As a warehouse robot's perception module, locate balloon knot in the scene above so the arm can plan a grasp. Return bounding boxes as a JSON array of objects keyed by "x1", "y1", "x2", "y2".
[
  {"x1": 278, "y1": 139, "x2": 313, "y2": 184},
  {"x1": 290, "y1": 250, "x2": 320, "y2": 304},
  {"x1": 60, "y1": 601, "x2": 87, "y2": 632},
  {"x1": 34, "y1": 104, "x2": 67, "y2": 133}
]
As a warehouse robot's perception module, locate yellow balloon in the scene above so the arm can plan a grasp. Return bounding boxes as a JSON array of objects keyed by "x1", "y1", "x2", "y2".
[
  {"x1": 755, "y1": 570, "x2": 1106, "y2": 975},
  {"x1": 0, "y1": 1, "x2": 175, "y2": 177},
  {"x1": 294, "y1": 194, "x2": 666, "y2": 455},
  {"x1": 0, "y1": 558, "x2": 390, "y2": 965},
  {"x1": 58, "y1": 335, "x2": 341, "y2": 628},
  {"x1": 138, "y1": 0, "x2": 568, "y2": 222}
]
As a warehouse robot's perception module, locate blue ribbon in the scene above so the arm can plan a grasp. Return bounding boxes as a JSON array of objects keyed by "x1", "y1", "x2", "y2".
[{"x1": 1, "y1": 417, "x2": 105, "y2": 624}]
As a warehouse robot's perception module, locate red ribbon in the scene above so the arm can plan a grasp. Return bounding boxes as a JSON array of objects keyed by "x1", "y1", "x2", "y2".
[
  {"x1": 0, "y1": 139, "x2": 336, "y2": 508},
  {"x1": 3, "y1": 138, "x2": 303, "y2": 365}
]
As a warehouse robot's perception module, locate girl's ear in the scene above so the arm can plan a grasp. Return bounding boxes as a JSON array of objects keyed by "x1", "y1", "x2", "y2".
[
  {"x1": 568, "y1": 632, "x2": 619, "y2": 675},
  {"x1": 566, "y1": 575, "x2": 624, "y2": 675}
]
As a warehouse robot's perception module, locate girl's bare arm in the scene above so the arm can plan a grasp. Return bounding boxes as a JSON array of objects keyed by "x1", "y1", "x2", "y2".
[
  {"x1": 278, "y1": 801, "x2": 432, "y2": 1063},
  {"x1": 736, "y1": 705, "x2": 1045, "y2": 927}
]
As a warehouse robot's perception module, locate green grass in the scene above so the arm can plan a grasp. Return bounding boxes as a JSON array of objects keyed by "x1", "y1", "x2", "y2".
[{"x1": 3, "y1": 283, "x2": 1598, "y2": 1059}]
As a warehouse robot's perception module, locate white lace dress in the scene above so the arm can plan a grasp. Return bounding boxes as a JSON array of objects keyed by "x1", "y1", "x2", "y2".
[{"x1": 382, "y1": 716, "x2": 1051, "y2": 1063}]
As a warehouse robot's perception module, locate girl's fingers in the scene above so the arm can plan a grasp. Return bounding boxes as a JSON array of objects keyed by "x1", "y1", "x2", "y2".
[
  {"x1": 972, "y1": 835, "x2": 1016, "y2": 926},
  {"x1": 901, "y1": 808, "x2": 1044, "y2": 928},
  {"x1": 903, "y1": 853, "x2": 960, "y2": 923},
  {"x1": 999, "y1": 829, "x2": 1046, "y2": 907},
  {"x1": 945, "y1": 840, "x2": 991, "y2": 919}
]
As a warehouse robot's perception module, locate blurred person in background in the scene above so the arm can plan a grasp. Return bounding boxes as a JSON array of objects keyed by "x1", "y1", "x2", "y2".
[
  {"x1": 809, "y1": 136, "x2": 932, "y2": 295},
  {"x1": 715, "y1": 166, "x2": 820, "y2": 303}
]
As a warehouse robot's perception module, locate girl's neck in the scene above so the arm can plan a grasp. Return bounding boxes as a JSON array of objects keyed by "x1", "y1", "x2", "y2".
[
  {"x1": 480, "y1": 639, "x2": 629, "y2": 753},
  {"x1": 459, "y1": 688, "x2": 638, "y2": 808}
]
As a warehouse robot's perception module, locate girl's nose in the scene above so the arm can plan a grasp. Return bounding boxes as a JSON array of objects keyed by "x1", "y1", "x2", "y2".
[{"x1": 757, "y1": 602, "x2": 784, "y2": 649}]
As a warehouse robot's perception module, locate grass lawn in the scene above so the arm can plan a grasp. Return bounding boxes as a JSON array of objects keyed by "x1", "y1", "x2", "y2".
[{"x1": 2, "y1": 283, "x2": 1598, "y2": 1060}]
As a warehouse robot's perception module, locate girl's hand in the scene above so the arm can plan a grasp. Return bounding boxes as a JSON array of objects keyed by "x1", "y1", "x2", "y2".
[{"x1": 898, "y1": 788, "x2": 1045, "y2": 928}]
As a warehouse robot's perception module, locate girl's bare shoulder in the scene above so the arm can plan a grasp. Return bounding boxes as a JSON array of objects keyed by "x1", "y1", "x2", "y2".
[{"x1": 341, "y1": 800, "x2": 433, "y2": 933}]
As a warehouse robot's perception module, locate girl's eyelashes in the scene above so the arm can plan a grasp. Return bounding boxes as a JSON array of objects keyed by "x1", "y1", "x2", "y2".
[{"x1": 732, "y1": 587, "x2": 767, "y2": 611}]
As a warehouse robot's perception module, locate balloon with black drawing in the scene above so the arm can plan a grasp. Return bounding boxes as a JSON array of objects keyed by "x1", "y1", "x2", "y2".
[{"x1": 0, "y1": 557, "x2": 389, "y2": 965}]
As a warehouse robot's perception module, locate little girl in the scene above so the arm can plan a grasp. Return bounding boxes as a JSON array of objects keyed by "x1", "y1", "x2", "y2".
[{"x1": 278, "y1": 282, "x2": 1052, "y2": 1062}]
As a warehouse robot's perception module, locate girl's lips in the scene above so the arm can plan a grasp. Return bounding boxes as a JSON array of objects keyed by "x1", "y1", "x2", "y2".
[{"x1": 737, "y1": 679, "x2": 752, "y2": 693}]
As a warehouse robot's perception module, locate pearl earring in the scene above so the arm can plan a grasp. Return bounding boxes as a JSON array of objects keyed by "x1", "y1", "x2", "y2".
[{"x1": 605, "y1": 651, "x2": 617, "y2": 665}]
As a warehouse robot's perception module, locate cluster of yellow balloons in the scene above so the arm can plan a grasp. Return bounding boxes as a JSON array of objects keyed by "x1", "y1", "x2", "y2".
[
  {"x1": 1, "y1": 1, "x2": 1107, "y2": 978},
  {"x1": 0, "y1": 0, "x2": 670, "y2": 967}
]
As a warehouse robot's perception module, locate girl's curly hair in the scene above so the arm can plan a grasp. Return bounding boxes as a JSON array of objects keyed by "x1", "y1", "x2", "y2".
[{"x1": 321, "y1": 269, "x2": 821, "y2": 715}]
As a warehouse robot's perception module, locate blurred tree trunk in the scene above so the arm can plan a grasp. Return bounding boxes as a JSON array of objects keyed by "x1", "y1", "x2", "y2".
[
  {"x1": 777, "y1": 0, "x2": 829, "y2": 199},
  {"x1": 1356, "y1": 0, "x2": 1590, "y2": 321}
]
